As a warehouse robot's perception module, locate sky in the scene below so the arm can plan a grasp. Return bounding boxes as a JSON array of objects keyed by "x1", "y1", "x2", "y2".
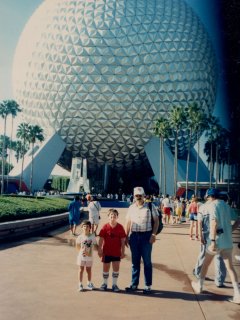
[
  {"x1": 0, "y1": 0, "x2": 233, "y2": 142},
  {"x1": 0, "y1": 0, "x2": 43, "y2": 136}
]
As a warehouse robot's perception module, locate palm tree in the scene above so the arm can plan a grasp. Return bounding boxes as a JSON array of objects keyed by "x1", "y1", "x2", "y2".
[
  {"x1": 193, "y1": 112, "x2": 208, "y2": 195},
  {"x1": 12, "y1": 140, "x2": 29, "y2": 163},
  {"x1": 17, "y1": 123, "x2": 30, "y2": 191},
  {"x1": 0, "y1": 100, "x2": 19, "y2": 193},
  {"x1": 6, "y1": 101, "x2": 21, "y2": 189},
  {"x1": 205, "y1": 116, "x2": 221, "y2": 187},
  {"x1": 154, "y1": 117, "x2": 172, "y2": 195},
  {"x1": 169, "y1": 106, "x2": 186, "y2": 195},
  {"x1": 27, "y1": 125, "x2": 44, "y2": 193},
  {"x1": 185, "y1": 102, "x2": 200, "y2": 199}
]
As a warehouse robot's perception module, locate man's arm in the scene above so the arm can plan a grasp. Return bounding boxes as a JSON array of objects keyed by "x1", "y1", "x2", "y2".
[
  {"x1": 125, "y1": 218, "x2": 131, "y2": 247},
  {"x1": 150, "y1": 215, "x2": 159, "y2": 244}
]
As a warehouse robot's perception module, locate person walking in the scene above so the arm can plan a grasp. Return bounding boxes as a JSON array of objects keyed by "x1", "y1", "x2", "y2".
[
  {"x1": 76, "y1": 220, "x2": 98, "y2": 292},
  {"x1": 187, "y1": 196, "x2": 199, "y2": 240},
  {"x1": 87, "y1": 195, "x2": 101, "y2": 234},
  {"x1": 161, "y1": 194, "x2": 171, "y2": 224},
  {"x1": 191, "y1": 188, "x2": 240, "y2": 304},
  {"x1": 98, "y1": 209, "x2": 126, "y2": 292},
  {"x1": 193, "y1": 190, "x2": 226, "y2": 287},
  {"x1": 125, "y1": 186, "x2": 159, "y2": 294},
  {"x1": 68, "y1": 195, "x2": 81, "y2": 236}
]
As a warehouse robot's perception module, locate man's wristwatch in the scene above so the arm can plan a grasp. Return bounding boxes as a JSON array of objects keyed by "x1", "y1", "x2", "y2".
[{"x1": 211, "y1": 239, "x2": 216, "y2": 242}]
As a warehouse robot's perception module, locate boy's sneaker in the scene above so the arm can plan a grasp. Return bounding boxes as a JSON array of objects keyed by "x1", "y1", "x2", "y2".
[
  {"x1": 86, "y1": 282, "x2": 95, "y2": 290},
  {"x1": 100, "y1": 283, "x2": 107, "y2": 291},
  {"x1": 228, "y1": 295, "x2": 240, "y2": 304},
  {"x1": 112, "y1": 284, "x2": 120, "y2": 292},
  {"x1": 191, "y1": 281, "x2": 202, "y2": 294},
  {"x1": 125, "y1": 285, "x2": 138, "y2": 292},
  {"x1": 78, "y1": 284, "x2": 84, "y2": 292},
  {"x1": 143, "y1": 286, "x2": 151, "y2": 294}
]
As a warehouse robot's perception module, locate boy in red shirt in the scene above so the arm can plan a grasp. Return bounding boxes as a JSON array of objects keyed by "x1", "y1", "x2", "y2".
[{"x1": 98, "y1": 209, "x2": 126, "y2": 292}]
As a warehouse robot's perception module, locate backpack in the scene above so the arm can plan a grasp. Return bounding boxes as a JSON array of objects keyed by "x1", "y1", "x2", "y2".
[{"x1": 148, "y1": 202, "x2": 163, "y2": 235}]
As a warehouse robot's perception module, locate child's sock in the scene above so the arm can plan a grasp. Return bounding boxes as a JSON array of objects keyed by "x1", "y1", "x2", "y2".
[
  {"x1": 103, "y1": 272, "x2": 109, "y2": 285},
  {"x1": 112, "y1": 272, "x2": 119, "y2": 286}
]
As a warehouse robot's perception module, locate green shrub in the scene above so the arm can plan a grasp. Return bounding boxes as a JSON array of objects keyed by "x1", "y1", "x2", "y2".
[{"x1": 0, "y1": 196, "x2": 70, "y2": 222}]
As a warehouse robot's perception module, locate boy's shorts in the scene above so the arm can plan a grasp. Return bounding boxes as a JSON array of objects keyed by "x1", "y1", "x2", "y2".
[
  {"x1": 163, "y1": 207, "x2": 171, "y2": 215},
  {"x1": 102, "y1": 255, "x2": 121, "y2": 263}
]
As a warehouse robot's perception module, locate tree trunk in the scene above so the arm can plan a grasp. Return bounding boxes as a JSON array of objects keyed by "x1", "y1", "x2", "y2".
[
  {"x1": 30, "y1": 143, "x2": 34, "y2": 194},
  {"x1": 195, "y1": 132, "x2": 199, "y2": 196},
  {"x1": 19, "y1": 140, "x2": 25, "y2": 192},
  {"x1": 185, "y1": 129, "x2": 192, "y2": 200},
  {"x1": 227, "y1": 151, "x2": 230, "y2": 193},
  {"x1": 163, "y1": 140, "x2": 166, "y2": 195},
  {"x1": 209, "y1": 142, "x2": 213, "y2": 188},
  {"x1": 174, "y1": 131, "x2": 178, "y2": 196},
  {"x1": 159, "y1": 137, "x2": 162, "y2": 195},
  {"x1": 215, "y1": 145, "x2": 219, "y2": 188},
  {"x1": 6, "y1": 116, "x2": 14, "y2": 191},
  {"x1": 1, "y1": 116, "x2": 7, "y2": 194}
]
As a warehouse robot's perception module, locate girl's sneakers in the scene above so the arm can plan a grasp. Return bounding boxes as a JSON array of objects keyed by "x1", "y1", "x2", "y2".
[
  {"x1": 87, "y1": 282, "x2": 95, "y2": 290},
  {"x1": 78, "y1": 284, "x2": 84, "y2": 292}
]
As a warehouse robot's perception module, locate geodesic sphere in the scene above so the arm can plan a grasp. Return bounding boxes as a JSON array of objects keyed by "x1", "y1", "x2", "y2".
[{"x1": 13, "y1": 0, "x2": 217, "y2": 169}]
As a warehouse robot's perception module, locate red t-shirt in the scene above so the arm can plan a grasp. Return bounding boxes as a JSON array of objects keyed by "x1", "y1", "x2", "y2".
[
  {"x1": 189, "y1": 202, "x2": 198, "y2": 214},
  {"x1": 99, "y1": 223, "x2": 126, "y2": 257}
]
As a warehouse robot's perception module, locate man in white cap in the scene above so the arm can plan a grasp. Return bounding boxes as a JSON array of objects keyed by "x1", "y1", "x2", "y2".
[{"x1": 125, "y1": 186, "x2": 159, "y2": 294}]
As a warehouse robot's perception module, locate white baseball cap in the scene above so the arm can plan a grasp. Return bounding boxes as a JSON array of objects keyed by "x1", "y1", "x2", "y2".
[{"x1": 133, "y1": 187, "x2": 145, "y2": 196}]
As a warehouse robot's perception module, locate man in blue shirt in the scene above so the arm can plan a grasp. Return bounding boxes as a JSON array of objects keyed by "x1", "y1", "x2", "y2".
[{"x1": 68, "y1": 195, "x2": 81, "y2": 236}]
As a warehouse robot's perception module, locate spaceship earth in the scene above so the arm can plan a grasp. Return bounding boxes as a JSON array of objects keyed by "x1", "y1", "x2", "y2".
[{"x1": 13, "y1": 0, "x2": 217, "y2": 170}]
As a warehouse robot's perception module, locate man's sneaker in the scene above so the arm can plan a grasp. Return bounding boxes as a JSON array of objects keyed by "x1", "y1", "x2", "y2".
[
  {"x1": 191, "y1": 281, "x2": 202, "y2": 294},
  {"x1": 235, "y1": 255, "x2": 240, "y2": 262},
  {"x1": 78, "y1": 284, "x2": 84, "y2": 292},
  {"x1": 192, "y1": 269, "x2": 199, "y2": 279},
  {"x1": 86, "y1": 282, "x2": 95, "y2": 290},
  {"x1": 228, "y1": 295, "x2": 240, "y2": 304},
  {"x1": 125, "y1": 285, "x2": 138, "y2": 292},
  {"x1": 112, "y1": 284, "x2": 120, "y2": 292},
  {"x1": 100, "y1": 283, "x2": 107, "y2": 291},
  {"x1": 216, "y1": 283, "x2": 226, "y2": 288},
  {"x1": 143, "y1": 286, "x2": 151, "y2": 294}
]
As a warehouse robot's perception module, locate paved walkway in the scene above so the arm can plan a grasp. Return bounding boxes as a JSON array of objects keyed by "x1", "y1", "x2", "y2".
[{"x1": 0, "y1": 207, "x2": 240, "y2": 320}]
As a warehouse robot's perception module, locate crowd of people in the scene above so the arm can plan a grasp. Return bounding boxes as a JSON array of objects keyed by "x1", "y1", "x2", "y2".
[{"x1": 67, "y1": 187, "x2": 240, "y2": 304}]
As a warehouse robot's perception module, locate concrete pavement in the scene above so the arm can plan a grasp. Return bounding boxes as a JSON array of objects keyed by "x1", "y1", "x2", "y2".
[{"x1": 0, "y1": 207, "x2": 240, "y2": 320}]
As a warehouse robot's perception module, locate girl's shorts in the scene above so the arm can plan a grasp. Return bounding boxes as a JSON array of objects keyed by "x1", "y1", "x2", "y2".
[
  {"x1": 89, "y1": 216, "x2": 100, "y2": 225},
  {"x1": 189, "y1": 213, "x2": 198, "y2": 221},
  {"x1": 77, "y1": 259, "x2": 93, "y2": 267}
]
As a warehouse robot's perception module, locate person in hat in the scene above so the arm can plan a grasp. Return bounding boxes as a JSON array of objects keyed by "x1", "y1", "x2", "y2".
[
  {"x1": 191, "y1": 188, "x2": 240, "y2": 304},
  {"x1": 193, "y1": 190, "x2": 226, "y2": 287},
  {"x1": 125, "y1": 186, "x2": 159, "y2": 294}
]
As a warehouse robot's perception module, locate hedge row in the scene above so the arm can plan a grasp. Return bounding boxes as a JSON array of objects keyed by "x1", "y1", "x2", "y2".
[{"x1": 0, "y1": 196, "x2": 70, "y2": 222}]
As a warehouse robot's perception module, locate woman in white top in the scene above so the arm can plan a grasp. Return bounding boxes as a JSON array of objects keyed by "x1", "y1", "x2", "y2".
[{"x1": 87, "y1": 196, "x2": 101, "y2": 234}]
